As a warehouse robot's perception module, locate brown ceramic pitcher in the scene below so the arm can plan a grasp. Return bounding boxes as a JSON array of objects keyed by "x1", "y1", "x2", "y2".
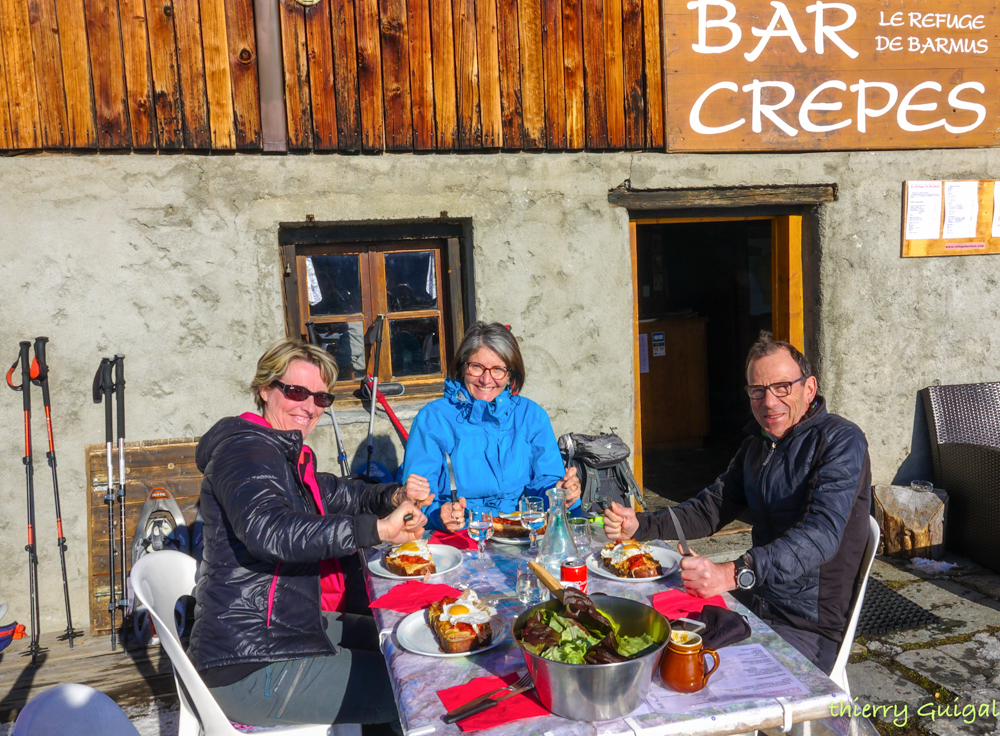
[{"x1": 659, "y1": 630, "x2": 721, "y2": 693}]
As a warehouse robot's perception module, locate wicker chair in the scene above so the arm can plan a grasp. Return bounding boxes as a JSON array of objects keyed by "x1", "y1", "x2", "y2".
[{"x1": 921, "y1": 382, "x2": 1000, "y2": 573}]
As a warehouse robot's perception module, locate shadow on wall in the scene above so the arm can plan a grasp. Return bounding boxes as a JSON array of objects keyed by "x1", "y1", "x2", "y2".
[
  {"x1": 349, "y1": 434, "x2": 401, "y2": 482},
  {"x1": 891, "y1": 392, "x2": 934, "y2": 486}
]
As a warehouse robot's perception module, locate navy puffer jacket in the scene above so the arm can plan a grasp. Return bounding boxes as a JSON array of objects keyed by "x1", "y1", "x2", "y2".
[
  {"x1": 636, "y1": 396, "x2": 871, "y2": 642},
  {"x1": 188, "y1": 416, "x2": 399, "y2": 672}
]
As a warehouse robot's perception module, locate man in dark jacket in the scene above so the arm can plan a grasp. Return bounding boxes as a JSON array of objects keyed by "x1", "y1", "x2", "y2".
[{"x1": 606, "y1": 332, "x2": 871, "y2": 673}]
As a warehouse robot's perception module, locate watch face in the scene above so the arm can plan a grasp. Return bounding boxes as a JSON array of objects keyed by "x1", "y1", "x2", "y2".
[{"x1": 738, "y1": 568, "x2": 755, "y2": 589}]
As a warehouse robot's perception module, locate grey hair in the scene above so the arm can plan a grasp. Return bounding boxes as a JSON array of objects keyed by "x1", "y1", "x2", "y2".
[
  {"x1": 745, "y1": 331, "x2": 813, "y2": 382},
  {"x1": 448, "y1": 322, "x2": 526, "y2": 393}
]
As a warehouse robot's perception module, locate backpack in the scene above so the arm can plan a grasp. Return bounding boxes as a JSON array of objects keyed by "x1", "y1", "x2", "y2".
[{"x1": 558, "y1": 432, "x2": 643, "y2": 514}]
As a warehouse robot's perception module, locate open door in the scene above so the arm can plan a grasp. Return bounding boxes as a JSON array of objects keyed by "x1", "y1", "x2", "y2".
[{"x1": 630, "y1": 215, "x2": 804, "y2": 494}]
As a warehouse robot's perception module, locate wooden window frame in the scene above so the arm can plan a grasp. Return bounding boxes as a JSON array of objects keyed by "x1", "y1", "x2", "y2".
[{"x1": 278, "y1": 220, "x2": 472, "y2": 404}]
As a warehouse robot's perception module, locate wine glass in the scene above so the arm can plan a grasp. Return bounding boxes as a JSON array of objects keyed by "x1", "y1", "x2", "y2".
[
  {"x1": 467, "y1": 507, "x2": 495, "y2": 570},
  {"x1": 519, "y1": 496, "x2": 545, "y2": 557}
]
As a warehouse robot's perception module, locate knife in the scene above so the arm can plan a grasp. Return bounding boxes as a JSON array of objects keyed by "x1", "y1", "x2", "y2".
[
  {"x1": 442, "y1": 682, "x2": 536, "y2": 724},
  {"x1": 668, "y1": 507, "x2": 692, "y2": 557}
]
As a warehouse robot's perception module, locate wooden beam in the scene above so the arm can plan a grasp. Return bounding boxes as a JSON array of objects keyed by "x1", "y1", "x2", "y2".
[
  {"x1": 54, "y1": 0, "x2": 97, "y2": 147},
  {"x1": 379, "y1": 0, "x2": 413, "y2": 150},
  {"x1": 304, "y1": 0, "x2": 339, "y2": 150},
  {"x1": 201, "y1": 0, "x2": 237, "y2": 150},
  {"x1": 630, "y1": 219, "x2": 643, "y2": 497},
  {"x1": 608, "y1": 184, "x2": 839, "y2": 209},
  {"x1": 278, "y1": 0, "x2": 313, "y2": 150},
  {"x1": 225, "y1": 0, "x2": 262, "y2": 149},
  {"x1": 407, "y1": 0, "x2": 435, "y2": 150},
  {"x1": 773, "y1": 215, "x2": 804, "y2": 351},
  {"x1": 452, "y1": 0, "x2": 481, "y2": 148},
  {"x1": 518, "y1": 0, "x2": 545, "y2": 148},
  {"x1": 429, "y1": 0, "x2": 457, "y2": 148},
  {"x1": 541, "y1": 0, "x2": 565, "y2": 148},
  {"x1": 147, "y1": 0, "x2": 185, "y2": 149},
  {"x1": 330, "y1": 0, "x2": 361, "y2": 151}
]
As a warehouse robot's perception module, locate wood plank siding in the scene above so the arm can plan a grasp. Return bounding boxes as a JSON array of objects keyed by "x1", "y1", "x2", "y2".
[{"x1": 0, "y1": 0, "x2": 665, "y2": 152}]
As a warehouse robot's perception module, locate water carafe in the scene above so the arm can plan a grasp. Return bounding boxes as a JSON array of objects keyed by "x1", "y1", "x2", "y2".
[{"x1": 536, "y1": 487, "x2": 579, "y2": 576}]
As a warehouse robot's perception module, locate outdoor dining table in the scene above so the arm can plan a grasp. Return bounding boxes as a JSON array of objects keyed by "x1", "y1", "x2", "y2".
[{"x1": 362, "y1": 535, "x2": 850, "y2": 736}]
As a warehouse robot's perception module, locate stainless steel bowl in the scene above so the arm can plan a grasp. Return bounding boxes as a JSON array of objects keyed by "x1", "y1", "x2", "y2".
[{"x1": 513, "y1": 595, "x2": 671, "y2": 721}]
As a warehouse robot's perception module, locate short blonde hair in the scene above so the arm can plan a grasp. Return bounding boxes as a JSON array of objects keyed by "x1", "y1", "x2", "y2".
[{"x1": 250, "y1": 337, "x2": 338, "y2": 412}]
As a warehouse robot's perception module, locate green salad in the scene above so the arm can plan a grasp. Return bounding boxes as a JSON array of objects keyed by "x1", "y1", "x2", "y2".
[{"x1": 517, "y1": 589, "x2": 659, "y2": 665}]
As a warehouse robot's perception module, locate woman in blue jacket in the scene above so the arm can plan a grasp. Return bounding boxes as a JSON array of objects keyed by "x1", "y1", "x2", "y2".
[{"x1": 402, "y1": 322, "x2": 581, "y2": 531}]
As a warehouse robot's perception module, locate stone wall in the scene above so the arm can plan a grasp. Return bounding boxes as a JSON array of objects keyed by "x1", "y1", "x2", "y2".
[{"x1": 1, "y1": 150, "x2": 998, "y2": 632}]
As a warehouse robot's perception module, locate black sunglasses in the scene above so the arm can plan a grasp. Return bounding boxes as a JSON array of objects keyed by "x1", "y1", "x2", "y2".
[{"x1": 272, "y1": 380, "x2": 335, "y2": 408}]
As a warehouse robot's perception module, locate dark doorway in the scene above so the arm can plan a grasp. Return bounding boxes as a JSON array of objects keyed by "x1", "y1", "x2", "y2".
[{"x1": 636, "y1": 219, "x2": 773, "y2": 504}]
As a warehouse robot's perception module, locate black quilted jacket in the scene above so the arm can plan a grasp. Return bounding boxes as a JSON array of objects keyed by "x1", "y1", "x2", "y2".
[
  {"x1": 636, "y1": 396, "x2": 871, "y2": 642},
  {"x1": 188, "y1": 415, "x2": 399, "y2": 672}
]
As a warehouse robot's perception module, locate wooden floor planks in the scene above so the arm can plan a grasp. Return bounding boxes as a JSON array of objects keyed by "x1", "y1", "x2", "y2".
[{"x1": 0, "y1": 630, "x2": 176, "y2": 723}]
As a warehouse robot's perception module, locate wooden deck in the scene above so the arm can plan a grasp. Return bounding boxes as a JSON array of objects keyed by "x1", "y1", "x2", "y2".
[{"x1": 0, "y1": 630, "x2": 176, "y2": 723}]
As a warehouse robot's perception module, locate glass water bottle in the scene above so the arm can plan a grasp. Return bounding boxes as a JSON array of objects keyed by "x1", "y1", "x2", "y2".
[{"x1": 536, "y1": 487, "x2": 579, "y2": 577}]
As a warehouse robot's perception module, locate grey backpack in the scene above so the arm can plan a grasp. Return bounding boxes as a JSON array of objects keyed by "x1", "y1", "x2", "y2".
[{"x1": 558, "y1": 432, "x2": 643, "y2": 514}]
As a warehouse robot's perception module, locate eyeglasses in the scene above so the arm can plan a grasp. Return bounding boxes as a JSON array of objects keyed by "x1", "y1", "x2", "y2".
[
  {"x1": 744, "y1": 376, "x2": 807, "y2": 400},
  {"x1": 271, "y1": 380, "x2": 335, "y2": 408},
  {"x1": 466, "y1": 362, "x2": 509, "y2": 381}
]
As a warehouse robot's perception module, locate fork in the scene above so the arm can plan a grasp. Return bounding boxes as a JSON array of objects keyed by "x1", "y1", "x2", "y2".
[{"x1": 442, "y1": 672, "x2": 533, "y2": 724}]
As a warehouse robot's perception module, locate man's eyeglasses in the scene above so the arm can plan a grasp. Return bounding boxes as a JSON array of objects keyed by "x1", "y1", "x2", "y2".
[
  {"x1": 272, "y1": 380, "x2": 335, "y2": 408},
  {"x1": 466, "y1": 362, "x2": 510, "y2": 381},
  {"x1": 744, "y1": 376, "x2": 807, "y2": 400}
]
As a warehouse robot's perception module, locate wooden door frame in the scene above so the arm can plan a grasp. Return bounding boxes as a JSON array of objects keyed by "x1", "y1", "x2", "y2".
[{"x1": 628, "y1": 214, "x2": 805, "y2": 492}]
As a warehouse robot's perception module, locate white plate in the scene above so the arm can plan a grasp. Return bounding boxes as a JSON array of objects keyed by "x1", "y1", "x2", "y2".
[
  {"x1": 586, "y1": 546, "x2": 681, "y2": 582},
  {"x1": 368, "y1": 544, "x2": 464, "y2": 579},
  {"x1": 395, "y1": 610, "x2": 509, "y2": 658},
  {"x1": 490, "y1": 534, "x2": 534, "y2": 545}
]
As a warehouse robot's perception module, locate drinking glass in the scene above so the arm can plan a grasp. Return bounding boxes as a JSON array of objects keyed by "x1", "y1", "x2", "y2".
[
  {"x1": 467, "y1": 508, "x2": 495, "y2": 569},
  {"x1": 519, "y1": 496, "x2": 545, "y2": 556},
  {"x1": 516, "y1": 565, "x2": 544, "y2": 606},
  {"x1": 911, "y1": 480, "x2": 934, "y2": 493},
  {"x1": 568, "y1": 517, "x2": 592, "y2": 553}
]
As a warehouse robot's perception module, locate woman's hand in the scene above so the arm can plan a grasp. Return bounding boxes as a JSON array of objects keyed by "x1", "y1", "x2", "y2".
[
  {"x1": 377, "y1": 500, "x2": 427, "y2": 545},
  {"x1": 556, "y1": 466, "x2": 582, "y2": 507},
  {"x1": 398, "y1": 474, "x2": 433, "y2": 509},
  {"x1": 440, "y1": 497, "x2": 467, "y2": 532}
]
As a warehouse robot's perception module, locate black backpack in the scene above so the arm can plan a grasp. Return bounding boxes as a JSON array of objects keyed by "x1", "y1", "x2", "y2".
[{"x1": 558, "y1": 432, "x2": 643, "y2": 514}]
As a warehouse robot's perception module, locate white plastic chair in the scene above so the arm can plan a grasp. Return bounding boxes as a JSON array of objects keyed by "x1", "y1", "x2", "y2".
[
  {"x1": 13, "y1": 683, "x2": 141, "y2": 736},
  {"x1": 131, "y1": 550, "x2": 359, "y2": 736},
  {"x1": 828, "y1": 515, "x2": 881, "y2": 700}
]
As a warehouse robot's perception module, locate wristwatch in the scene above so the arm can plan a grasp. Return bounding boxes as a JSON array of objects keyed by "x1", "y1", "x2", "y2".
[{"x1": 735, "y1": 552, "x2": 756, "y2": 590}]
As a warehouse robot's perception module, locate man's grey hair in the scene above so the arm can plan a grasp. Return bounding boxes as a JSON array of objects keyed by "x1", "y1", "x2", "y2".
[{"x1": 745, "y1": 331, "x2": 813, "y2": 381}]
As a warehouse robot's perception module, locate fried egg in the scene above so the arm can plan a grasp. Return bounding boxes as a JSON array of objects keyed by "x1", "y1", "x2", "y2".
[
  {"x1": 496, "y1": 511, "x2": 521, "y2": 520},
  {"x1": 601, "y1": 540, "x2": 654, "y2": 566},
  {"x1": 439, "y1": 589, "x2": 496, "y2": 627},
  {"x1": 390, "y1": 539, "x2": 431, "y2": 560}
]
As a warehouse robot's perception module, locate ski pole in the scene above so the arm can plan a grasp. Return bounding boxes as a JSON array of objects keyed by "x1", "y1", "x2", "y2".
[
  {"x1": 327, "y1": 405, "x2": 352, "y2": 477},
  {"x1": 364, "y1": 315, "x2": 385, "y2": 477},
  {"x1": 30, "y1": 337, "x2": 81, "y2": 649},
  {"x1": 93, "y1": 357, "x2": 117, "y2": 650},
  {"x1": 6, "y1": 342, "x2": 43, "y2": 664},
  {"x1": 113, "y1": 354, "x2": 128, "y2": 649}
]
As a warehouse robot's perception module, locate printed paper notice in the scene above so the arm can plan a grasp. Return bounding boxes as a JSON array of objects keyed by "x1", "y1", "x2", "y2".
[
  {"x1": 942, "y1": 181, "x2": 979, "y2": 239},
  {"x1": 905, "y1": 181, "x2": 942, "y2": 240},
  {"x1": 629, "y1": 644, "x2": 809, "y2": 717},
  {"x1": 992, "y1": 183, "x2": 1000, "y2": 238},
  {"x1": 652, "y1": 332, "x2": 666, "y2": 357},
  {"x1": 639, "y1": 333, "x2": 649, "y2": 374}
]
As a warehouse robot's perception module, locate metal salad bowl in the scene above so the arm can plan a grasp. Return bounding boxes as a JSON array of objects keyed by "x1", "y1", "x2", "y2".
[{"x1": 513, "y1": 595, "x2": 671, "y2": 721}]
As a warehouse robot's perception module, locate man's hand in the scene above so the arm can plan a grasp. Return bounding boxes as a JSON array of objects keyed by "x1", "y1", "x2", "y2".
[
  {"x1": 604, "y1": 501, "x2": 639, "y2": 540},
  {"x1": 556, "y1": 466, "x2": 582, "y2": 507},
  {"x1": 377, "y1": 500, "x2": 427, "y2": 545},
  {"x1": 401, "y1": 474, "x2": 433, "y2": 508},
  {"x1": 680, "y1": 550, "x2": 737, "y2": 598},
  {"x1": 440, "y1": 497, "x2": 468, "y2": 532}
]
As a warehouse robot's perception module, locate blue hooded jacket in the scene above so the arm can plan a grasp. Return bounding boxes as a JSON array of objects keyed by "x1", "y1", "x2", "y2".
[{"x1": 402, "y1": 378, "x2": 566, "y2": 530}]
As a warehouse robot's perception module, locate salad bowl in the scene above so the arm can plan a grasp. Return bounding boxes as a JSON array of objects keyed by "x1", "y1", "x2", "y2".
[{"x1": 512, "y1": 595, "x2": 671, "y2": 721}]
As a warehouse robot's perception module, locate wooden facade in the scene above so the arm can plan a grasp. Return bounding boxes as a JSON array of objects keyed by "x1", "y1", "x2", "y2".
[{"x1": 0, "y1": 0, "x2": 664, "y2": 152}]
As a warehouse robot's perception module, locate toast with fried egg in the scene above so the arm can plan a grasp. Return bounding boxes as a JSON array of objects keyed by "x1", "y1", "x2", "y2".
[
  {"x1": 427, "y1": 589, "x2": 496, "y2": 654},
  {"x1": 600, "y1": 539, "x2": 662, "y2": 578},
  {"x1": 492, "y1": 512, "x2": 530, "y2": 538},
  {"x1": 384, "y1": 540, "x2": 436, "y2": 577}
]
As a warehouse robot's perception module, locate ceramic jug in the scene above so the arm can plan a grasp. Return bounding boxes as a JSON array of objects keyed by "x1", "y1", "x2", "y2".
[{"x1": 659, "y1": 630, "x2": 721, "y2": 693}]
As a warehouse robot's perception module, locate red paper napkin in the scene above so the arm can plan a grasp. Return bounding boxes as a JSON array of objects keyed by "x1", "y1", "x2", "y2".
[
  {"x1": 651, "y1": 589, "x2": 728, "y2": 619},
  {"x1": 429, "y1": 529, "x2": 478, "y2": 550},
  {"x1": 368, "y1": 581, "x2": 463, "y2": 613},
  {"x1": 437, "y1": 672, "x2": 548, "y2": 732}
]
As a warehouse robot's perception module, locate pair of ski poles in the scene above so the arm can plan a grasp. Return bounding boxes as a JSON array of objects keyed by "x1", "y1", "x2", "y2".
[
  {"x1": 5, "y1": 338, "x2": 82, "y2": 664},
  {"x1": 92, "y1": 355, "x2": 128, "y2": 651}
]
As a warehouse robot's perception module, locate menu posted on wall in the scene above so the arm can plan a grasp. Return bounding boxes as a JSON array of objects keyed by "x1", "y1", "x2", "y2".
[
  {"x1": 902, "y1": 180, "x2": 1000, "y2": 256},
  {"x1": 664, "y1": 0, "x2": 1000, "y2": 151}
]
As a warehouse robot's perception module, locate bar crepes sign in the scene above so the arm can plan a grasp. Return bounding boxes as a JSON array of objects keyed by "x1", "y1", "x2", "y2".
[{"x1": 664, "y1": 0, "x2": 1000, "y2": 151}]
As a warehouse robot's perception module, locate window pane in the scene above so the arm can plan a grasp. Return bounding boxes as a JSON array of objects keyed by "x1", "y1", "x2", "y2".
[
  {"x1": 385, "y1": 251, "x2": 438, "y2": 312},
  {"x1": 389, "y1": 317, "x2": 440, "y2": 377},
  {"x1": 306, "y1": 255, "x2": 362, "y2": 316},
  {"x1": 309, "y1": 321, "x2": 366, "y2": 381}
]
